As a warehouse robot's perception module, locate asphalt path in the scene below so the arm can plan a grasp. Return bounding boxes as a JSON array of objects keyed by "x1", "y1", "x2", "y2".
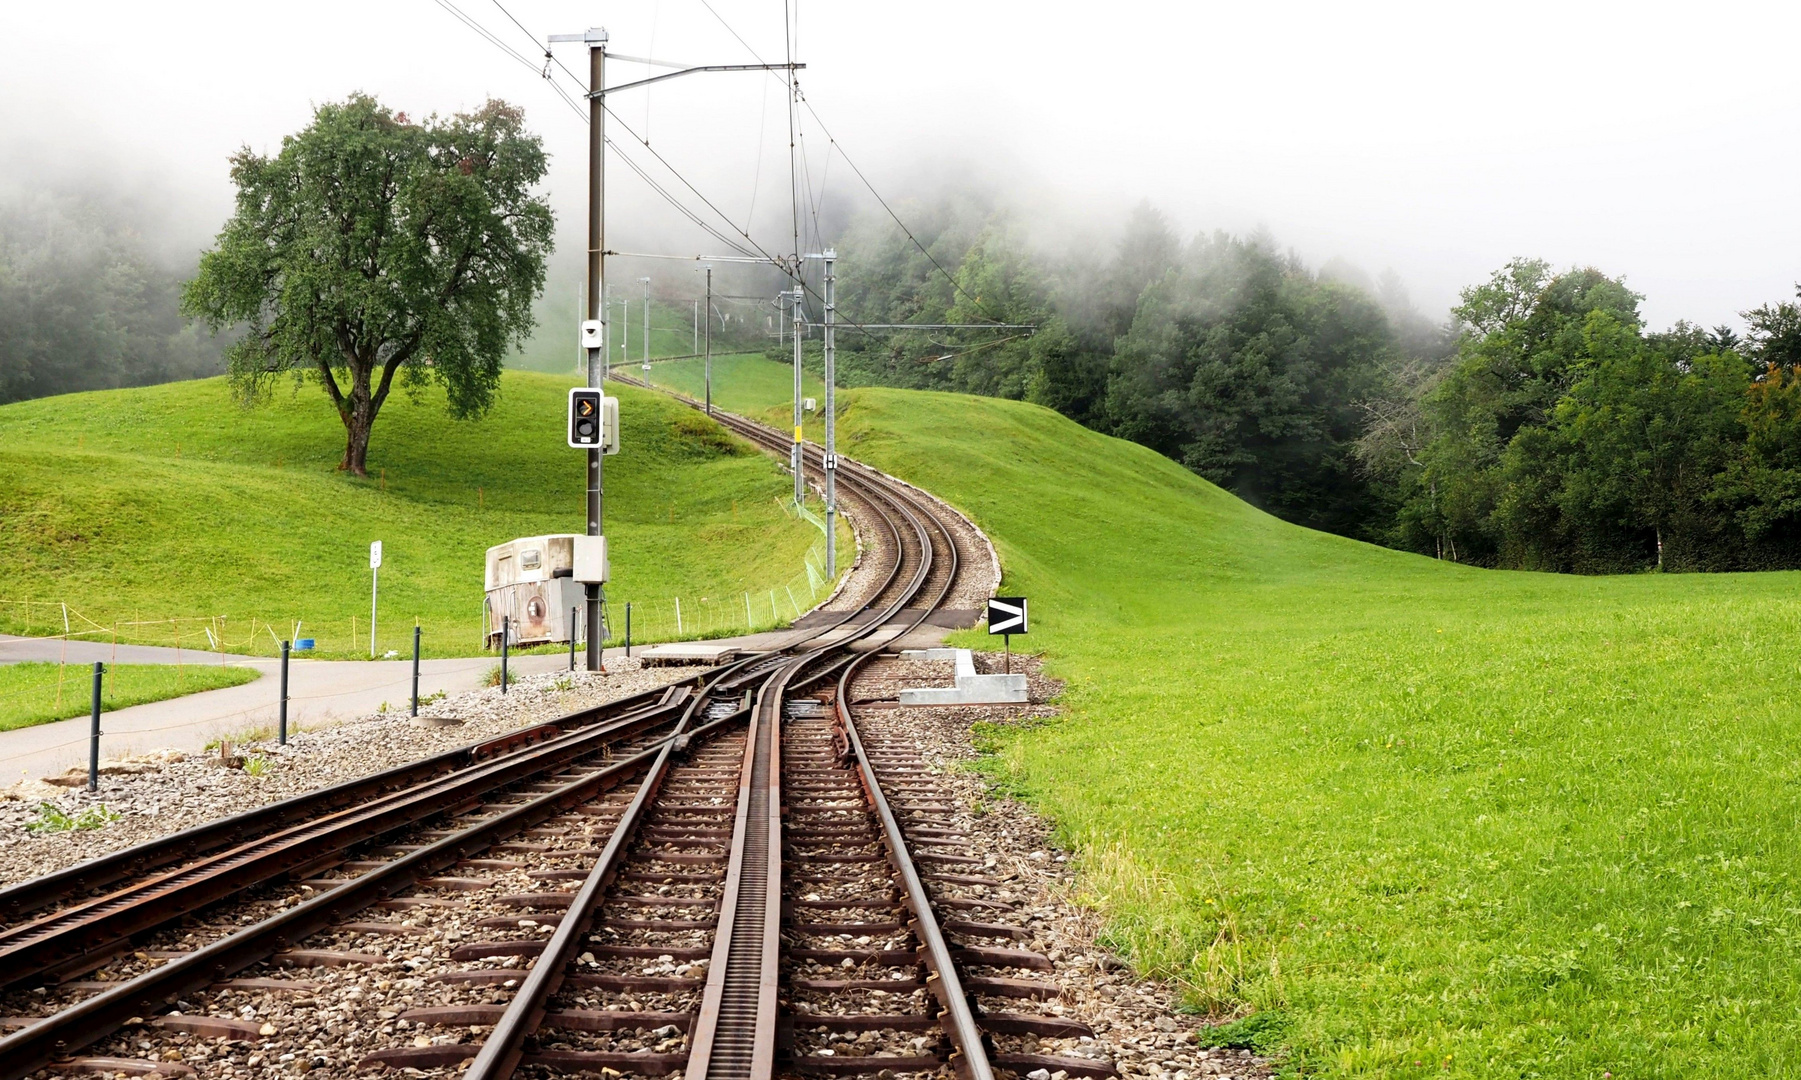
[
  {"x1": 0, "y1": 635, "x2": 593, "y2": 782},
  {"x1": 0, "y1": 619, "x2": 948, "y2": 783}
]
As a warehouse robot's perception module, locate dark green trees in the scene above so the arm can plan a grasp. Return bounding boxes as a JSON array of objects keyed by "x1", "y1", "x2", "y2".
[
  {"x1": 1383, "y1": 263, "x2": 1801, "y2": 571},
  {"x1": 182, "y1": 95, "x2": 553, "y2": 475},
  {"x1": 1104, "y1": 234, "x2": 1396, "y2": 536}
]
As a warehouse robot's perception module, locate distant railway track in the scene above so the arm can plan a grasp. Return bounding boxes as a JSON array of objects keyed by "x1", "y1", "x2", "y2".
[{"x1": 0, "y1": 398, "x2": 1106, "y2": 1080}]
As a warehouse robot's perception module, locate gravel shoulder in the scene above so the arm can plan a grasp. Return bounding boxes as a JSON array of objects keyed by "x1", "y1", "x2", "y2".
[{"x1": 0, "y1": 660, "x2": 689, "y2": 887}]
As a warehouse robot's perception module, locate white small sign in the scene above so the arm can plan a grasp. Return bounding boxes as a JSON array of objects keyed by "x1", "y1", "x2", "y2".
[{"x1": 369, "y1": 540, "x2": 383, "y2": 569}]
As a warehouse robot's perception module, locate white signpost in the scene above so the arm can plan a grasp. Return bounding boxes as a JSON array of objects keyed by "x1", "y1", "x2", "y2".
[{"x1": 369, "y1": 540, "x2": 383, "y2": 658}]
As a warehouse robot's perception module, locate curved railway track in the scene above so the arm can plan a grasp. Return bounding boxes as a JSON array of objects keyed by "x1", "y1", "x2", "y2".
[{"x1": 1, "y1": 397, "x2": 1109, "y2": 1080}]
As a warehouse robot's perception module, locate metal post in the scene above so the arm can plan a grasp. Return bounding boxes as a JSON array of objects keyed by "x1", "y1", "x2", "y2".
[
  {"x1": 87, "y1": 662, "x2": 103, "y2": 792},
  {"x1": 570, "y1": 607, "x2": 578, "y2": 671},
  {"x1": 642, "y1": 276, "x2": 651, "y2": 369},
  {"x1": 411, "y1": 625, "x2": 421, "y2": 716},
  {"x1": 823, "y1": 250, "x2": 837, "y2": 580},
  {"x1": 584, "y1": 31, "x2": 608, "y2": 674},
  {"x1": 693, "y1": 299, "x2": 698, "y2": 354},
  {"x1": 369, "y1": 563, "x2": 378, "y2": 658},
  {"x1": 704, "y1": 266, "x2": 713, "y2": 416},
  {"x1": 625, "y1": 602, "x2": 632, "y2": 657},
  {"x1": 1004, "y1": 634, "x2": 1011, "y2": 675},
  {"x1": 792, "y1": 287, "x2": 804, "y2": 506},
  {"x1": 501, "y1": 615, "x2": 510, "y2": 694},
  {"x1": 279, "y1": 641, "x2": 290, "y2": 745}
]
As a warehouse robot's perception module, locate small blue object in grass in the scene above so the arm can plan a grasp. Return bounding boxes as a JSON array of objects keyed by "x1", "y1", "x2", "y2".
[{"x1": 295, "y1": 639, "x2": 316, "y2": 651}]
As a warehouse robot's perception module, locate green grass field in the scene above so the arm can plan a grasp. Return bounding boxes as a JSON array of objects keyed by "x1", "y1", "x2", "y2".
[
  {"x1": 808, "y1": 385, "x2": 1801, "y2": 1078},
  {"x1": 0, "y1": 372, "x2": 823, "y2": 657},
  {"x1": 646, "y1": 353, "x2": 825, "y2": 418},
  {"x1": 0, "y1": 662, "x2": 258, "y2": 732}
]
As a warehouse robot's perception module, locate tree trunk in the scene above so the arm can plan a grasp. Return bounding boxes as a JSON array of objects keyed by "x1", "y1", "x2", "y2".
[
  {"x1": 340, "y1": 407, "x2": 373, "y2": 476},
  {"x1": 337, "y1": 368, "x2": 377, "y2": 477}
]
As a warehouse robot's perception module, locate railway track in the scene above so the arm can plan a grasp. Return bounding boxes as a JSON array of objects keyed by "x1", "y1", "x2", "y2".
[{"x1": 2, "y1": 399, "x2": 1108, "y2": 1080}]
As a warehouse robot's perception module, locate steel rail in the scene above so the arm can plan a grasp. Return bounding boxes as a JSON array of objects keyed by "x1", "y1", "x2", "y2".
[
  {"x1": 812, "y1": 414, "x2": 992, "y2": 1080},
  {"x1": 462, "y1": 642, "x2": 739, "y2": 1078},
  {"x1": 467, "y1": 402, "x2": 950, "y2": 1080},
  {"x1": 678, "y1": 650, "x2": 790, "y2": 1080},
  {"x1": 0, "y1": 692, "x2": 691, "y2": 991},
  {"x1": 0, "y1": 702, "x2": 754, "y2": 1080},
  {"x1": 0, "y1": 675, "x2": 706, "y2": 926}
]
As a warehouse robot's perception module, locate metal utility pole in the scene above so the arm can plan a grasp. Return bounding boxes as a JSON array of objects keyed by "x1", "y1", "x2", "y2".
[
  {"x1": 791, "y1": 287, "x2": 805, "y2": 506},
  {"x1": 620, "y1": 296, "x2": 628, "y2": 374},
  {"x1": 823, "y1": 250, "x2": 837, "y2": 579},
  {"x1": 641, "y1": 276, "x2": 651, "y2": 370},
  {"x1": 549, "y1": 26, "x2": 609, "y2": 672},
  {"x1": 704, "y1": 265, "x2": 714, "y2": 416}
]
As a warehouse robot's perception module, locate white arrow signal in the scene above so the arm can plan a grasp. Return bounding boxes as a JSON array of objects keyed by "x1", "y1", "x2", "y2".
[{"x1": 987, "y1": 597, "x2": 1027, "y2": 635}]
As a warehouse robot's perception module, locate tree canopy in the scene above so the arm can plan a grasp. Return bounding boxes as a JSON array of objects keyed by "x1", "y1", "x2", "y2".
[{"x1": 182, "y1": 93, "x2": 553, "y2": 475}]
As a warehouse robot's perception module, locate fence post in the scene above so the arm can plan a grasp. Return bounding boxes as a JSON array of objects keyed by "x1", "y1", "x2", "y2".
[
  {"x1": 411, "y1": 625, "x2": 421, "y2": 716},
  {"x1": 501, "y1": 616, "x2": 509, "y2": 694},
  {"x1": 88, "y1": 662, "x2": 104, "y2": 793},
  {"x1": 570, "y1": 607, "x2": 578, "y2": 672},
  {"x1": 675, "y1": 597, "x2": 683, "y2": 637},
  {"x1": 279, "y1": 641, "x2": 290, "y2": 745},
  {"x1": 625, "y1": 603, "x2": 632, "y2": 657}
]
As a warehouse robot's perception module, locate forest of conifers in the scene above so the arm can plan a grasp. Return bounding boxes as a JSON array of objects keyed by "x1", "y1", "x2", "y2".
[
  {"x1": 816, "y1": 202, "x2": 1801, "y2": 573},
  {"x1": 10, "y1": 180, "x2": 1801, "y2": 573}
]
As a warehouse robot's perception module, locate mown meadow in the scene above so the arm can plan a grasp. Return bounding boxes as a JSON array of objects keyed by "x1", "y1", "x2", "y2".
[
  {"x1": 812, "y1": 380, "x2": 1801, "y2": 1079},
  {"x1": 0, "y1": 372, "x2": 818, "y2": 657}
]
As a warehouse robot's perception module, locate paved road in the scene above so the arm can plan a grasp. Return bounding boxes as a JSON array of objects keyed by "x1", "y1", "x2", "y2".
[
  {"x1": 0, "y1": 618, "x2": 951, "y2": 783},
  {"x1": 0, "y1": 636, "x2": 614, "y2": 782}
]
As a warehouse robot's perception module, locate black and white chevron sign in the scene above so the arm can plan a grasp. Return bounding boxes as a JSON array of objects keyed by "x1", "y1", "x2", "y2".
[{"x1": 986, "y1": 596, "x2": 1028, "y2": 635}]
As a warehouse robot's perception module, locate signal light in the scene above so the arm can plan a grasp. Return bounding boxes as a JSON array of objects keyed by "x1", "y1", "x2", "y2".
[
  {"x1": 568, "y1": 389, "x2": 620, "y2": 454},
  {"x1": 569, "y1": 389, "x2": 601, "y2": 448}
]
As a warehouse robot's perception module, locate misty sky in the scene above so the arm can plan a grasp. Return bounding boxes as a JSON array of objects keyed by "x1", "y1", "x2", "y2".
[{"x1": 4, "y1": 1, "x2": 1796, "y2": 329}]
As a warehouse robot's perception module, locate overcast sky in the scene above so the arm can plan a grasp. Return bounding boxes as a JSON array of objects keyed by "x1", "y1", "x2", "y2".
[{"x1": 3, "y1": 1, "x2": 1796, "y2": 329}]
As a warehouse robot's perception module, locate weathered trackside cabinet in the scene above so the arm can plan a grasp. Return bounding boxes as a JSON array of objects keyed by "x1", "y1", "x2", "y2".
[{"x1": 483, "y1": 535, "x2": 586, "y2": 648}]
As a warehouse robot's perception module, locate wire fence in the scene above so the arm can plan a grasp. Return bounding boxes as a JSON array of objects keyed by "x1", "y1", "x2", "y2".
[{"x1": 609, "y1": 536, "x2": 836, "y2": 645}]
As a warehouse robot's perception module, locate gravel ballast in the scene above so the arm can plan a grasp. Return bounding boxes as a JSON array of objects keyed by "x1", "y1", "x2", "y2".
[
  {"x1": 0, "y1": 661, "x2": 689, "y2": 887},
  {"x1": 851, "y1": 653, "x2": 1277, "y2": 1080}
]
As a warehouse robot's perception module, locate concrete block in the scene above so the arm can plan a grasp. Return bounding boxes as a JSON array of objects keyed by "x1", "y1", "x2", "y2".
[
  {"x1": 898, "y1": 648, "x2": 961, "y2": 661},
  {"x1": 898, "y1": 648, "x2": 1028, "y2": 706}
]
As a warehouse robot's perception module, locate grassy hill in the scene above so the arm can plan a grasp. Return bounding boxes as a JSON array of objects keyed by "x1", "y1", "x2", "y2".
[
  {"x1": 0, "y1": 372, "x2": 822, "y2": 657},
  {"x1": 806, "y1": 385, "x2": 1801, "y2": 1078}
]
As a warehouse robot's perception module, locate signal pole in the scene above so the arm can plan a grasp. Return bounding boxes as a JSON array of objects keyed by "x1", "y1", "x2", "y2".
[
  {"x1": 550, "y1": 27, "x2": 608, "y2": 672},
  {"x1": 823, "y1": 250, "x2": 837, "y2": 579},
  {"x1": 641, "y1": 276, "x2": 651, "y2": 370}
]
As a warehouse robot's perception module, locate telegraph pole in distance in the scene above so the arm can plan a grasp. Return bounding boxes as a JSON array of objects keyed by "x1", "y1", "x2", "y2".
[
  {"x1": 791, "y1": 287, "x2": 804, "y2": 506},
  {"x1": 704, "y1": 265, "x2": 713, "y2": 416},
  {"x1": 823, "y1": 250, "x2": 837, "y2": 579},
  {"x1": 550, "y1": 26, "x2": 608, "y2": 672}
]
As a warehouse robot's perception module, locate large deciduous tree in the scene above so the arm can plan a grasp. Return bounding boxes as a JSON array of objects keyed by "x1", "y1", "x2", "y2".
[{"x1": 182, "y1": 94, "x2": 553, "y2": 475}]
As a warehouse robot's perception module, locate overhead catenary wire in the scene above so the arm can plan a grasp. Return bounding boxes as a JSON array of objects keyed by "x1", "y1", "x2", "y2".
[
  {"x1": 692, "y1": 0, "x2": 1009, "y2": 326},
  {"x1": 433, "y1": 0, "x2": 1024, "y2": 352}
]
